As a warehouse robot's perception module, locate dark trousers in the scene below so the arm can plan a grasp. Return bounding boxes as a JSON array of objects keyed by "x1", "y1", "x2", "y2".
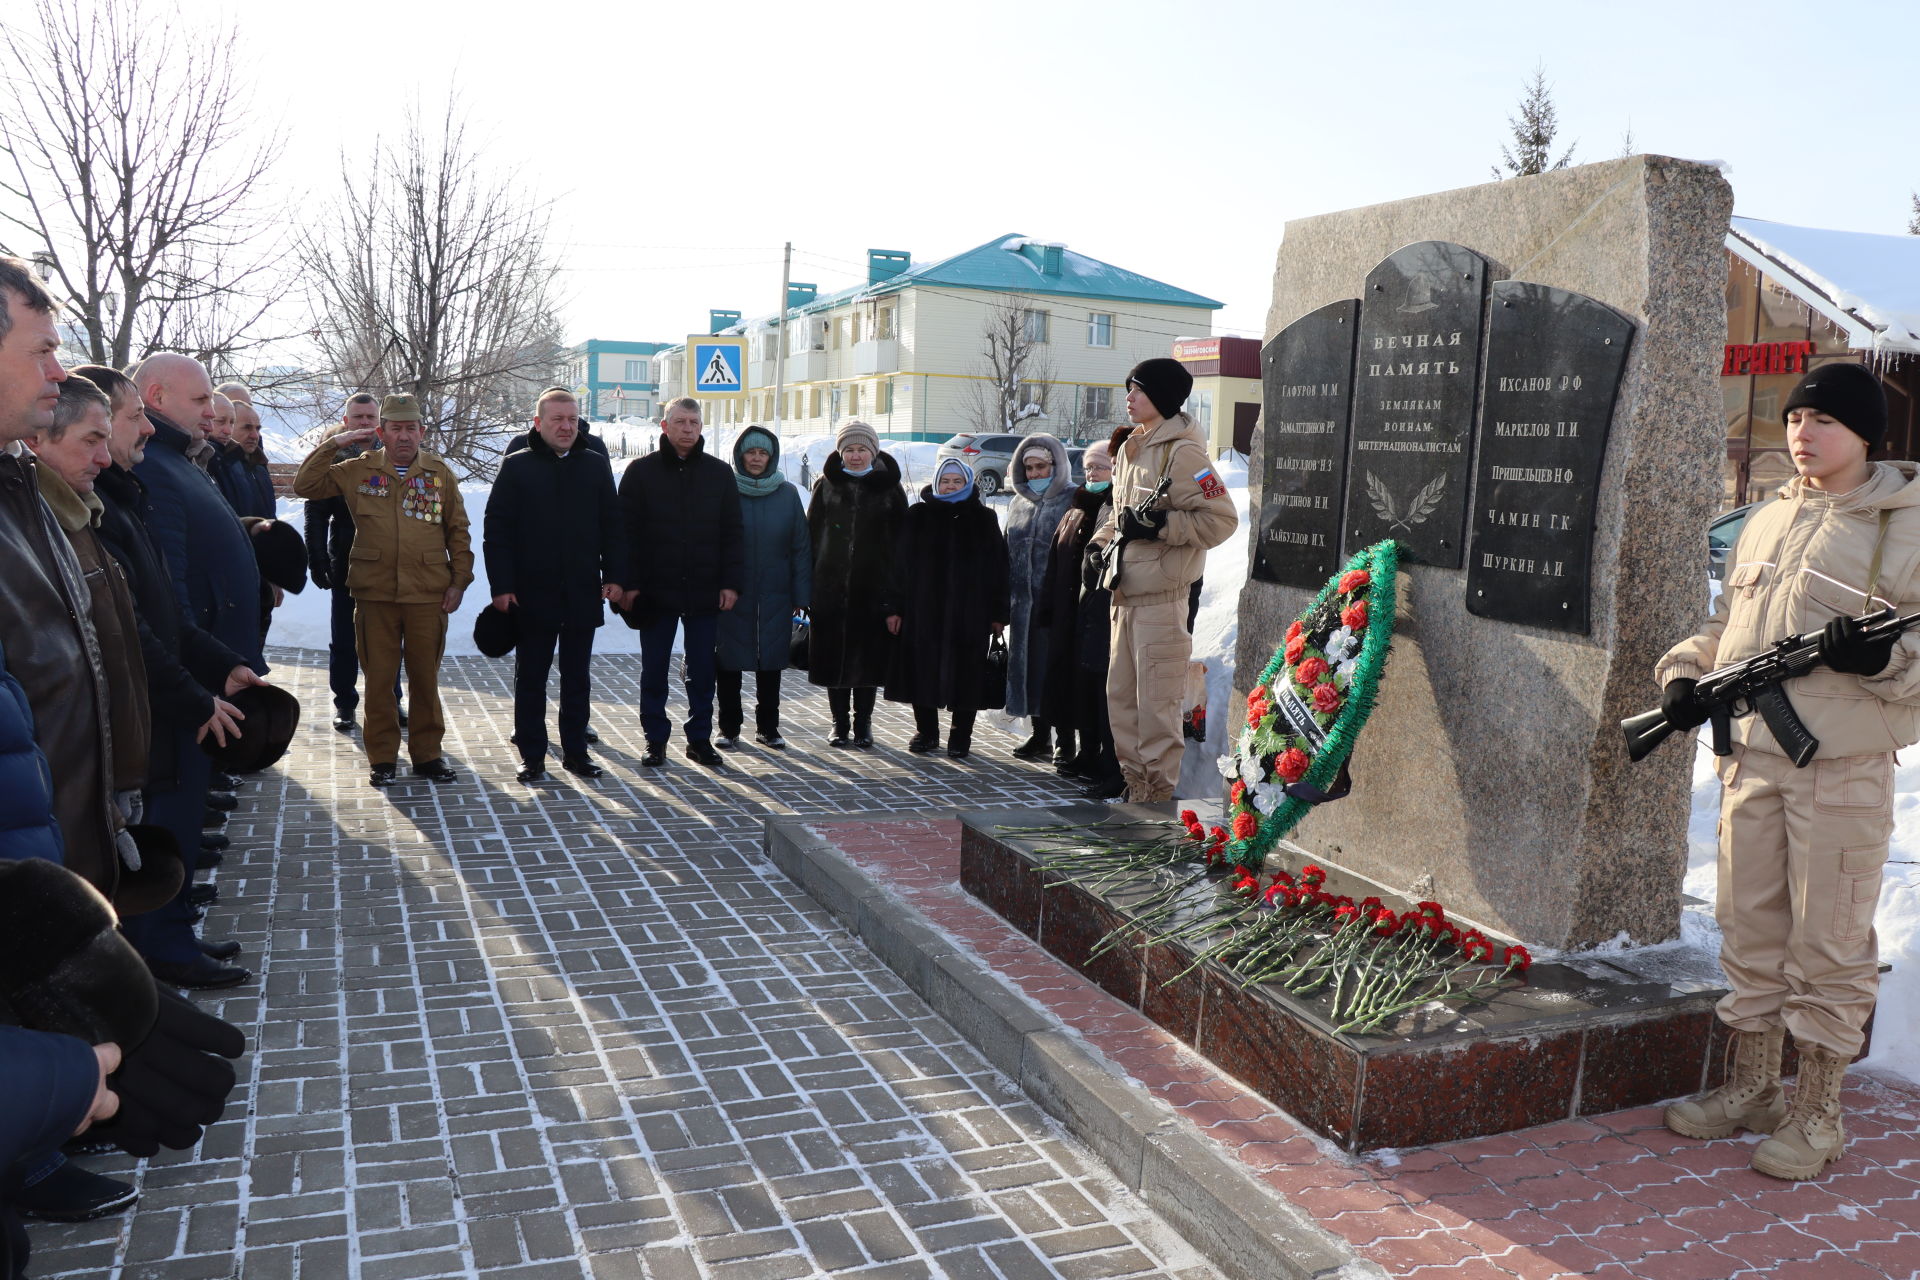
[
  {"x1": 913, "y1": 704, "x2": 976, "y2": 740},
  {"x1": 826, "y1": 685, "x2": 876, "y2": 728},
  {"x1": 121, "y1": 728, "x2": 210, "y2": 964},
  {"x1": 329, "y1": 584, "x2": 399, "y2": 715},
  {"x1": 640, "y1": 613, "x2": 718, "y2": 745},
  {"x1": 716, "y1": 667, "x2": 783, "y2": 737},
  {"x1": 514, "y1": 618, "x2": 595, "y2": 765}
]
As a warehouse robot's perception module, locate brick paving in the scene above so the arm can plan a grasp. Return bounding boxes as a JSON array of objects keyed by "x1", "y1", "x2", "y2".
[
  {"x1": 28, "y1": 650, "x2": 1216, "y2": 1280},
  {"x1": 815, "y1": 817, "x2": 1920, "y2": 1280}
]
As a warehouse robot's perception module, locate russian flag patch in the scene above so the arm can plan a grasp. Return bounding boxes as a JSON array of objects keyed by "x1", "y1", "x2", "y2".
[{"x1": 1195, "y1": 468, "x2": 1227, "y2": 500}]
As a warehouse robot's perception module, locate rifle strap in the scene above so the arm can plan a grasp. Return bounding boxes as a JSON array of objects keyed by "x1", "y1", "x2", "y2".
[{"x1": 1867, "y1": 509, "x2": 1894, "y2": 605}]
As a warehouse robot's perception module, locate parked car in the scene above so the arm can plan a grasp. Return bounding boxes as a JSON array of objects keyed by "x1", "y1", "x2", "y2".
[
  {"x1": 1708, "y1": 503, "x2": 1756, "y2": 581},
  {"x1": 935, "y1": 433, "x2": 1086, "y2": 497}
]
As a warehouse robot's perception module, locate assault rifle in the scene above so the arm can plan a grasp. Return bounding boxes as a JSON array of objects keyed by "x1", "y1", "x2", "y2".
[
  {"x1": 1096, "y1": 478, "x2": 1172, "y2": 593},
  {"x1": 1621, "y1": 607, "x2": 1920, "y2": 767}
]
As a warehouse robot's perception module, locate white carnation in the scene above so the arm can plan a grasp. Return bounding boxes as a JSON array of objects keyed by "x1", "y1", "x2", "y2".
[
  {"x1": 1324, "y1": 626, "x2": 1357, "y2": 664},
  {"x1": 1217, "y1": 753, "x2": 1240, "y2": 780},
  {"x1": 1253, "y1": 779, "x2": 1289, "y2": 814}
]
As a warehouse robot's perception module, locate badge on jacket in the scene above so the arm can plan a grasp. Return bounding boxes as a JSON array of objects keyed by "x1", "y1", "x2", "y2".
[
  {"x1": 402, "y1": 474, "x2": 442, "y2": 523},
  {"x1": 1195, "y1": 468, "x2": 1227, "y2": 501},
  {"x1": 359, "y1": 475, "x2": 390, "y2": 498}
]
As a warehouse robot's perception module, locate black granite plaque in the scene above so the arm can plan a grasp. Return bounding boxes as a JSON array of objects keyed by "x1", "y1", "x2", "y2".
[
  {"x1": 1253, "y1": 299, "x2": 1357, "y2": 588},
  {"x1": 1465, "y1": 281, "x2": 1635, "y2": 634},
  {"x1": 1343, "y1": 242, "x2": 1490, "y2": 567}
]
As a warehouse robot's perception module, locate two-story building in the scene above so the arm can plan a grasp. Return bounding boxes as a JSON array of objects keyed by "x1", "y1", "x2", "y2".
[
  {"x1": 568, "y1": 339, "x2": 671, "y2": 422},
  {"x1": 654, "y1": 235, "x2": 1222, "y2": 441}
]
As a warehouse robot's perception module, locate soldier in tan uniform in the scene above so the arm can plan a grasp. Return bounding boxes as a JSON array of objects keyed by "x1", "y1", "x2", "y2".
[
  {"x1": 1656, "y1": 363, "x2": 1915, "y2": 1180},
  {"x1": 1088, "y1": 358, "x2": 1238, "y2": 806},
  {"x1": 293, "y1": 393, "x2": 472, "y2": 787}
]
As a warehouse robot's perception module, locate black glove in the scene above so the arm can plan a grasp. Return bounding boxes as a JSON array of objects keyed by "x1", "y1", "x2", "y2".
[
  {"x1": 1660, "y1": 678, "x2": 1710, "y2": 731},
  {"x1": 1081, "y1": 551, "x2": 1103, "y2": 592},
  {"x1": 1820, "y1": 613, "x2": 1897, "y2": 677},
  {"x1": 97, "y1": 986, "x2": 245, "y2": 1157},
  {"x1": 309, "y1": 561, "x2": 331, "y2": 591},
  {"x1": 1118, "y1": 505, "x2": 1168, "y2": 541}
]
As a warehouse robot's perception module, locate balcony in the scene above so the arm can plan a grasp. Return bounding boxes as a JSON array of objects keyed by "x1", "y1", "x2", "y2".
[
  {"x1": 852, "y1": 338, "x2": 899, "y2": 375},
  {"x1": 749, "y1": 359, "x2": 779, "y2": 388},
  {"x1": 786, "y1": 350, "x2": 827, "y2": 382}
]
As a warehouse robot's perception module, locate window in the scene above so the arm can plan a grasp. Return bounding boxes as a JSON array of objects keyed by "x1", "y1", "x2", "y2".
[
  {"x1": 1017, "y1": 382, "x2": 1047, "y2": 415},
  {"x1": 1022, "y1": 310, "x2": 1049, "y2": 344},
  {"x1": 832, "y1": 318, "x2": 845, "y2": 349},
  {"x1": 1082, "y1": 386, "x2": 1112, "y2": 422},
  {"x1": 808, "y1": 388, "x2": 822, "y2": 417},
  {"x1": 851, "y1": 313, "x2": 863, "y2": 345},
  {"x1": 878, "y1": 379, "x2": 894, "y2": 414},
  {"x1": 849, "y1": 383, "x2": 862, "y2": 416},
  {"x1": 624, "y1": 359, "x2": 647, "y2": 381},
  {"x1": 1087, "y1": 313, "x2": 1113, "y2": 347},
  {"x1": 878, "y1": 307, "x2": 895, "y2": 340}
]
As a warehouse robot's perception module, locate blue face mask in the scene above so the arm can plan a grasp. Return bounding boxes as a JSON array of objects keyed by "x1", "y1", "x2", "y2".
[
  {"x1": 843, "y1": 464, "x2": 872, "y2": 476},
  {"x1": 1028, "y1": 476, "x2": 1053, "y2": 494},
  {"x1": 1085, "y1": 480, "x2": 1111, "y2": 493}
]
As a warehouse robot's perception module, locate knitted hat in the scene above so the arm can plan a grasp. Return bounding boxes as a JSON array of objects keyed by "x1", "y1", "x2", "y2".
[
  {"x1": 836, "y1": 420, "x2": 879, "y2": 457},
  {"x1": 1082, "y1": 440, "x2": 1113, "y2": 470},
  {"x1": 1784, "y1": 362, "x2": 1887, "y2": 448},
  {"x1": 1125, "y1": 358, "x2": 1193, "y2": 420}
]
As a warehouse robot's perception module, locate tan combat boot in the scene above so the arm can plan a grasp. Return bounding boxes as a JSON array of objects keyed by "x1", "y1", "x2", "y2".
[
  {"x1": 1751, "y1": 1045, "x2": 1849, "y2": 1180},
  {"x1": 1664, "y1": 1024, "x2": 1787, "y2": 1140}
]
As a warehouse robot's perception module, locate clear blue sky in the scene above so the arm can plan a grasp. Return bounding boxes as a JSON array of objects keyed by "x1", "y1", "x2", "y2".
[{"x1": 216, "y1": 0, "x2": 1920, "y2": 351}]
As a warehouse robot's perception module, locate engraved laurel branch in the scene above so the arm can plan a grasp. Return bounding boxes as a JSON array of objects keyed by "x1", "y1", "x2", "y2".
[{"x1": 1365, "y1": 470, "x2": 1446, "y2": 532}]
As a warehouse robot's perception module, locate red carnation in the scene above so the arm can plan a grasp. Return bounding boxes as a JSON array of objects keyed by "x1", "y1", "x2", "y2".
[
  {"x1": 1184, "y1": 823, "x2": 1205, "y2": 842},
  {"x1": 1360, "y1": 897, "x2": 1383, "y2": 916},
  {"x1": 1205, "y1": 843, "x2": 1223, "y2": 867},
  {"x1": 1416, "y1": 900, "x2": 1446, "y2": 921},
  {"x1": 1263, "y1": 882, "x2": 1292, "y2": 906},
  {"x1": 1247, "y1": 700, "x2": 1268, "y2": 729},
  {"x1": 1311, "y1": 682, "x2": 1342, "y2": 715},
  {"x1": 1300, "y1": 864, "x2": 1327, "y2": 886},
  {"x1": 1232, "y1": 812, "x2": 1258, "y2": 841},
  {"x1": 1285, "y1": 620, "x2": 1303, "y2": 643},
  {"x1": 1333, "y1": 904, "x2": 1358, "y2": 925},
  {"x1": 1232, "y1": 870, "x2": 1259, "y2": 896},
  {"x1": 1461, "y1": 930, "x2": 1495, "y2": 963},
  {"x1": 1276, "y1": 747, "x2": 1309, "y2": 783},
  {"x1": 1229, "y1": 781, "x2": 1246, "y2": 807},
  {"x1": 1371, "y1": 908, "x2": 1400, "y2": 937},
  {"x1": 1209, "y1": 825, "x2": 1228, "y2": 846},
  {"x1": 1339, "y1": 569, "x2": 1371, "y2": 594},
  {"x1": 1180, "y1": 809, "x2": 1199, "y2": 827},
  {"x1": 1503, "y1": 944, "x2": 1533, "y2": 973},
  {"x1": 1284, "y1": 634, "x2": 1306, "y2": 665},
  {"x1": 1270, "y1": 869, "x2": 1296, "y2": 887},
  {"x1": 1294, "y1": 657, "x2": 1328, "y2": 686},
  {"x1": 1341, "y1": 602, "x2": 1368, "y2": 631}
]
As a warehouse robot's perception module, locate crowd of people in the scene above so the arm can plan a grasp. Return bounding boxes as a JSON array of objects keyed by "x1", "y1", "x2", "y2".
[{"x1": 0, "y1": 237, "x2": 1236, "y2": 1274}]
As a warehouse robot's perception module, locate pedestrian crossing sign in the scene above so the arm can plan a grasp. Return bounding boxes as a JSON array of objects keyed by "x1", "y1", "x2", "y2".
[{"x1": 689, "y1": 335, "x2": 749, "y2": 399}]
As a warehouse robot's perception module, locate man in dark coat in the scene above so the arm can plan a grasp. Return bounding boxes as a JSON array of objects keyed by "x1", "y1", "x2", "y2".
[
  {"x1": 304, "y1": 392, "x2": 395, "y2": 733},
  {"x1": 224, "y1": 400, "x2": 277, "y2": 520},
  {"x1": 485, "y1": 389, "x2": 625, "y2": 782},
  {"x1": 616, "y1": 397, "x2": 743, "y2": 768},
  {"x1": 882, "y1": 460, "x2": 1009, "y2": 759},
  {"x1": 0, "y1": 259, "x2": 118, "y2": 918}
]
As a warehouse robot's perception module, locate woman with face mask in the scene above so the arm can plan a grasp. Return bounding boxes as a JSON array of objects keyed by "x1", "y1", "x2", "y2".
[
  {"x1": 1003, "y1": 433, "x2": 1075, "y2": 764},
  {"x1": 807, "y1": 421, "x2": 907, "y2": 747},
  {"x1": 881, "y1": 460, "x2": 1009, "y2": 758},
  {"x1": 715, "y1": 428, "x2": 810, "y2": 750},
  {"x1": 1034, "y1": 438, "x2": 1122, "y2": 795}
]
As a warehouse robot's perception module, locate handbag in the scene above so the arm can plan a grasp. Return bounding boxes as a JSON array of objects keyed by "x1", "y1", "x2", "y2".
[
  {"x1": 980, "y1": 633, "x2": 1009, "y2": 711},
  {"x1": 789, "y1": 614, "x2": 811, "y2": 671}
]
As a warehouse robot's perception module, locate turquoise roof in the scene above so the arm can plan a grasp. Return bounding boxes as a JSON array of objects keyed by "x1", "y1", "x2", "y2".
[{"x1": 875, "y1": 234, "x2": 1223, "y2": 310}]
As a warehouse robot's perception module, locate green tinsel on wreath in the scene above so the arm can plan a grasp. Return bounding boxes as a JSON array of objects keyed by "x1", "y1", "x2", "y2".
[{"x1": 1228, "y1": 539, "x2": 1399, "y2": 873}]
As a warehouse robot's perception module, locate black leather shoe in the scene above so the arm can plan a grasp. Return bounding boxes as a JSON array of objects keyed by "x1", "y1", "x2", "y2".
[
  {"x1": 907, "y1": 732, "x2": 939, "y2": 753},
  {"x1": 1011, "y1": 733, "x2": 1051, "y2": 762},
  {"x1": 411, "y1": 757, "x2": 457, "y2": 783},
  {"x1": 195, "y1": 848, "x2": 224, "y2": 870},
  {"x1": 1082, "y1": 775, "x2": 1127, "y2": 800},
  {"x1": 197, "y1": 937, "x2": 243, "y2": 961},
  {"x1": 584, "y1": 725, "x2": 600, "y2": 744},
  {"x1": 562, "y1": 755, "x2": 603, "y2": 779},
  {"x1": 369, "y1": 763, "x2": 399, "y2": 788},
  {"x1": 333, "y1": 714, "x2": 356, "y2": 734},
  {"x1": 641, "y1": 742, "x2": 667, "y2": 767},
  {"x1": 144, "y1": 953, "x2": 252, "y2": 990},
  {"x1": 202, "y1": 810, "x2": 227, "y2": 831},
  {"x1": 205, "y1": 790, "x2": 238, "y2": 811},
  {"x1": 187, "y1": 883, "x2": 218, "y2": 908},
  {"x1": 829, "y1": 730, "x2": 853, "y2": 748},
  {"x1": 200, "y1": 832, "x2": 230, "y2": 851},
  {"x1": 852, "y1": 722, "x2": 874, "y2": 749},
  {"x1": 947, "y1": 738, "x2": 973, "y2": 760},
  {"x1": 14, "y1": 1162, "x2": 138, "y2": 1222},
  {"x1": 517, "y1": 764, "x2": 552, "y2": 784},
  {"x1": 755, "y1": 731, "x2": 786, "y2": 750},
  {"x1": 210, "y1": 771, "x2": 240, "y2": 790},
  {"x1": 687, "y1": 740, "x2": 723, "y2": 768}
]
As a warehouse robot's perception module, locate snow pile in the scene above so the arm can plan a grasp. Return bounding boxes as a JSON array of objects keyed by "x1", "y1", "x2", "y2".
[
  {"x1": 1731, "y1": 215, "x2": 1920, "y2": 353},
  {"x1": 1178, "y1": 455, "x2": 1249, "y2": 800}
]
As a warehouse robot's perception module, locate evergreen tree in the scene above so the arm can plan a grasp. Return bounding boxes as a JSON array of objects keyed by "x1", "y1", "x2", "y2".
[
  {"x1": 1908, "y1": 192, "x2": 1920, "y2": 235},
  {"x1": 1493, "y1": 65, "x2": 1575, "y2": 179}
]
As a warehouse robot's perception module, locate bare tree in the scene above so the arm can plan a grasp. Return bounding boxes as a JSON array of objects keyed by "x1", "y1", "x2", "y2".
[
  {"x1": 1908, "y1": 192, "x2": 1920, "y2": 235},
  {"x1": 1493, "y1": 64, "x2": 1575, "y2": 179},
  {"x1": 962, "y1": 297, "x2": 1056, "y2": 436},
  {"x1": 301, "y1": 98, "x2": 565, "y2": 478},
  {"x1": 0, "y1": 0, "x2": 284, "y2": 366}
]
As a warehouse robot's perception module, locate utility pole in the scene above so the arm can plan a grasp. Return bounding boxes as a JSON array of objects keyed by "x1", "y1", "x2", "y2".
[{"x1": 772, "y1": 241, "x2": 791, "y2": 439}]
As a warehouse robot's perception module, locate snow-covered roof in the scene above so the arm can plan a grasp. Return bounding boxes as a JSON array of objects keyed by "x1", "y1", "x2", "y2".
[
  {"x1": 1727, "y1": 215, "x2": 1920, "y2": 356},
  {"x1": 871, "y1": 233, "x2": 1223, "y2": 310}
]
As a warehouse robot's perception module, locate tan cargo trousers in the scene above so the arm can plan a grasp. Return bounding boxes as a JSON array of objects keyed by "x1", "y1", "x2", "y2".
[
  {"x1": 355, "y1": 600, "x2": 449, "y2": 766},
  {"x1": 1714, "y1": 744, "x2": 1891, "y2": 1057},
  {"x1": 1107, "y1": 599, "x2": 1191, "y2": 804}
]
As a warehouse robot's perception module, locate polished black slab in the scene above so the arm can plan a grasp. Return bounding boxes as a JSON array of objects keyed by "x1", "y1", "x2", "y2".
[
  {"x1": 1465, "y1": 281, "x2": 1635, "y2": 633},
  {"x1": 1343, "y1": 241, "x2": 1490, "y2": 567},
  {"x1": 1255, "y1": 299, "x2": 1358, "y2": 589}
]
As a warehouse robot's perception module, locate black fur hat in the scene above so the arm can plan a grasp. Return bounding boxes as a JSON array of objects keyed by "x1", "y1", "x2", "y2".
[
  {"x1": 0, "y1": 858, "x2": 158, "y2": 1049},
  {"x1": 251, "y1": 519, "x2": 308, "y2": 594},
  {"x1": 473, "y1": 603, "x2": 517, "y2": 658},
  {"x1": 202, "y1": 682, "x2": 301, "y2": 773}
]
